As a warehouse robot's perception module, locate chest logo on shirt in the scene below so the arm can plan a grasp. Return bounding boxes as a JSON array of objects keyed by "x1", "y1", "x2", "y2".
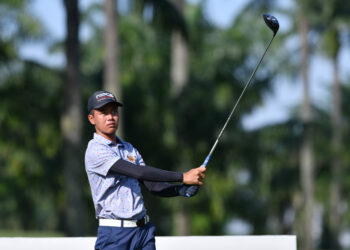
[{"x1": 127, "y1": 154, "x2": 136, "y2": 163}]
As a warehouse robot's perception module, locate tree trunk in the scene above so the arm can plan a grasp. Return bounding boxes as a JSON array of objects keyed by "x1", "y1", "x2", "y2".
[
  {"x1": 104, "y1": 0, "x2": 123, "y2": 138},
  {"x1": 173, "y1": 201, "x2": 190, "y2": 235},
  {"x1": 61, "y1": 0, "x2": 85, "y2": 236},
  {"x1": 171, "y1": 0, "x2": 190, "y2": 236},
  {"x1": 171, "y1": 0, "x2": 188, "y2": 96},
  {"x1": 330, "y1": 48, "x2": 342, "y2": 250},
  {"x1": 299, "y1": 11, "x2": 314, "y2": 250}
]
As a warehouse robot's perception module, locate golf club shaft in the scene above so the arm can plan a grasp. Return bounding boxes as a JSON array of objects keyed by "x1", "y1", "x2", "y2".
[
  {"x1": 185, "y1": 14, "x2": 279, "y2": 197},
  {"x1": 202, "y1": 34, "x2": 276, "y2": 167},
  {"x1": 185, "y1": 35, "x2": 276, "y2": 198}
]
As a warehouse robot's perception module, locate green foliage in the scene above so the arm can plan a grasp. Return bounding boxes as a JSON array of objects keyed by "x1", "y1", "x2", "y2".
[
  {"x1": 0, "y1": 61, "x2": 62, "y2": 231},
  {"x1": 0, "y1": 0, "x2": 61, "y2": 233},
  {"x1": 0, "y1": 0, "x2": 283, "y2": 236},
  {"x1": 2, "y1": 0, "x2": 350, "y2": 243},
  {"x1": 0, "y1": 0, "x2": 44, "y2": 42}
]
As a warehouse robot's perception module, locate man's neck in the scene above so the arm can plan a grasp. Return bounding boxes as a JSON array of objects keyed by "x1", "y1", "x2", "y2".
[{"x1": 96, "y1": 131, "x2": 116, "y2": 143}]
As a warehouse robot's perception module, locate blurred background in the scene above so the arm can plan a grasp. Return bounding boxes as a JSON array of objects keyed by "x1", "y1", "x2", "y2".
[{"x1": 1, "y1": 0, "x2": 350, "y2": 250}]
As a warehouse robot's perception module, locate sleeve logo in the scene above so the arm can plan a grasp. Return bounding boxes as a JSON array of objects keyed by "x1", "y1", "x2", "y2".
[{"x1": 127, "y1": 154, "x2": 136, "y2": 163}]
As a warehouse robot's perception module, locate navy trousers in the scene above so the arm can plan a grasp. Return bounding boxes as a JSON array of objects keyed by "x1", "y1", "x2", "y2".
[{"x1": 95, "y1": 222, "x2": 156, "y2": 250}]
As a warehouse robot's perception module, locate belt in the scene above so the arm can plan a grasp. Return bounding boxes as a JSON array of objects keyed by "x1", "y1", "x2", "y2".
[{"x1": 99, "y1": 215, "x2": 149, "y2": 228}]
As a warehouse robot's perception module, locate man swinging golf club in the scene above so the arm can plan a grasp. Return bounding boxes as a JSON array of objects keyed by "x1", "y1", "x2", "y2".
[{"x1": 85, "y1": 90, "x2": 206, "y2": 250}]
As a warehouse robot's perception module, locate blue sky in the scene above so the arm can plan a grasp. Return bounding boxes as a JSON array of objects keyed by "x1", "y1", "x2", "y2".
[{"x1": 20, "y1": 0, "x2": 350, "y2": 130}]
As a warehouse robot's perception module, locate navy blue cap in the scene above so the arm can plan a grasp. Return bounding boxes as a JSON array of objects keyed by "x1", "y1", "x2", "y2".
[{"x1": 87, "y1": 90, "x2": 123, "y2": 113}]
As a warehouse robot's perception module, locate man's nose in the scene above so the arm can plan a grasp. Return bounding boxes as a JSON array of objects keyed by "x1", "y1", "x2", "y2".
[{"x1": 106, "y1": 113, "x2": 114, "y2": 119}]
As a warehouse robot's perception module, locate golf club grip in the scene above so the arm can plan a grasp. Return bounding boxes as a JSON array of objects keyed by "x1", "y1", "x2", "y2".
[
  {"x1": 202, "y1": 155, "x2": 210, "y2": 167},
  {"x1": 185, "y1": 185, "x2": 199, "y2": 197},
  {"x1": 185, "y1": 157, "x2": 209, "y2": 197}
]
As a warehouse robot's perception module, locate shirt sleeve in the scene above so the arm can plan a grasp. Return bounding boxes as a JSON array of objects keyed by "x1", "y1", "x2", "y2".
[
  {"x1": 139, "y1": 180, "x2": 180, "y2": 197},
  {"x1": 134, "y1": 147, "x2": 146, "y2": 166},
  {"x1": 85, "y1": 142, "x2": 120, "y2": 177},
  {"x1": 110, "y1": 159, "x2": 183, "y2": 182}
]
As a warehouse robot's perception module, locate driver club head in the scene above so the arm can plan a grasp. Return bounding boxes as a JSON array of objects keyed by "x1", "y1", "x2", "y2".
[{"x1": 263, "y1": 14, "x2": 279, "y2": 35}]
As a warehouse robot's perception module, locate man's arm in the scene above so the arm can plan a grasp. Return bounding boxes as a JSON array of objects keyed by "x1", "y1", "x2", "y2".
[
  {"x1": 109, "y1": 159, "x2": 206, "y2": 185},
  {"x1": 139, "y1": 180, "x2": 179, "y2": 197},
  {"x1": 139, "y1": 180, "x2": 200, "y2": 198},
  {"x1": 110, "y1": 159, "x2": 182, "y2": 182}
]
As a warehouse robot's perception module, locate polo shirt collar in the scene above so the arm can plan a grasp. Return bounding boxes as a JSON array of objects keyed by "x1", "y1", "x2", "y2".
[{"x1": 93, "y1": 133, "x2": 125, "y2": 147}]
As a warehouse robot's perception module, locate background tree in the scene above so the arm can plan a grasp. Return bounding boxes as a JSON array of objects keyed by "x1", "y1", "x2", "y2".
[
  {"x1": 297, "y1": 1, "x2": 315, "y2": 249},
  {"x1": 170, "y1": 0, "x2": 190, "y2": 236},
  {"x1": 103, "y1": 0, "x2": 123, "y2": 137},
  {"x1": 170, "y1": 0, "x2": 188, "y2": 96},
  {"x1": 0, "y1": 0, "x2": 64, "y2": 234},
  {"x1": 318, "y1": 1, "x2": 350, "y2": 248},
  {"x1": 61, "y1": 0, "x2": 85, "y2": 236}
]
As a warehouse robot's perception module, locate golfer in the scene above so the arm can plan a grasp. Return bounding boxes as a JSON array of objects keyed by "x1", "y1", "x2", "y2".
[{"x1": 85, "y1": 90, "x2": 206, "y2": 250}]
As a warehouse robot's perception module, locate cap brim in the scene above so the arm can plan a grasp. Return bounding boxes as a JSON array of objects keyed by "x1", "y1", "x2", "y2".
[{"x1": 94, "y1": 100, "x2": 123, "y2": 110}]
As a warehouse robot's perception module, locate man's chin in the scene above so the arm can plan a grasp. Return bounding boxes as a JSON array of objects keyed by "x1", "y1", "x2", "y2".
[
  {"x1": 99, "y1": 127, "x2": 117, "y2": 136},
  {"x1": 111, "y1": 127, "x2": 118, "y2": 134},
  {"x1": 108, "y1": 127, "x2": 117, "y2": 134}
]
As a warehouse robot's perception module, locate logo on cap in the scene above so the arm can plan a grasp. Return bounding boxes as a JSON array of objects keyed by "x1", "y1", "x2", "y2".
[{"x1": 96, "y1": 92, "x2": 115, "y2": 101}]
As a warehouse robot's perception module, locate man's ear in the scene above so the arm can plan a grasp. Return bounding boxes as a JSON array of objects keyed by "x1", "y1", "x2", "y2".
[{"x1": 88, "y1": 114, "x2": 96, "y2": 125}]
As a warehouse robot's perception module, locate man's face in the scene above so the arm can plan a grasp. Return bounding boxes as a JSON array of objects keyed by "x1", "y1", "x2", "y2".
[{"x1": 88, "y1": 102, "x2": 119, "y2": 138}]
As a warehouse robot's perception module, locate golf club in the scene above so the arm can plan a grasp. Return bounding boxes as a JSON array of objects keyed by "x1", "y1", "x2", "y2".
[{"x1": 186, "y1": 14, "x2": 279, "y2": 197}]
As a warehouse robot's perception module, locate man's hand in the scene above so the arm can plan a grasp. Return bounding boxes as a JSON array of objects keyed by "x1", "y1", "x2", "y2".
[
  {"x1": 183, "y1": 166, "x2": 206, "y2": 186},
  {"x1": 178, "y1": 184, "x2": 199, "y2": 197}
]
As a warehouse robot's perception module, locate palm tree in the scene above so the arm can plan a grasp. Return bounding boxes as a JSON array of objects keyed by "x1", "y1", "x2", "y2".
[
  {"x1": 170, "y1": 0, "x2": 188, "y2": 96},
  {"x1": 135, "y1": 0, "x2": 191, "y2": 235},
  {"x1": 329, "y1": 27, "x2": 342, "y2": 250},
  {"x1": 61, "y1": 0, "x2": 85, "y2": 236},
  {"x1": 298, "y1": 2, "x2": 315, "y2": 249},
  {"x1": 103, "y1": 0, "x2": 123, "y2": 138},
  {"x1": 170, "y1": 0, "x2": 190, "y2": 236},
  {"x1": 319, "y1": 1, "x2": 350, "y2": 248}
]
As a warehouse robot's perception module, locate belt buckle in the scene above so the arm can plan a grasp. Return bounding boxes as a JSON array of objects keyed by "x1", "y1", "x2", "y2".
[
  {"x1": 136, "y1": 215, "x2": 149, "y2": 227},
  {"x1": 136, "y1": 218, "x2": 145, "y2": 227}
]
